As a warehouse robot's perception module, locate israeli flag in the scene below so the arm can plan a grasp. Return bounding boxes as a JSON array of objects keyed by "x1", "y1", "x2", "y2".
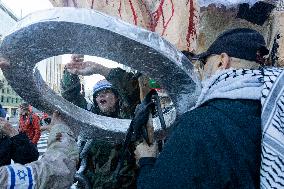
[{"x1": 6, "y1": 164, "x2": 35, "y2": 189}]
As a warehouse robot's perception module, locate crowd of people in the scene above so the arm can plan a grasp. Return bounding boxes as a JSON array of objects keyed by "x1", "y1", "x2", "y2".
[
  {"x1": 0, "y1": 102, "x2": 46, "y2": 168},
  {"x1": 0, "y1": 27, "x2": 283, "y2": 189}
]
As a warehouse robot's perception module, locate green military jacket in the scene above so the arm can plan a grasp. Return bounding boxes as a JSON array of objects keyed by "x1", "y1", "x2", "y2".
[
  {"x1": 85, "y1": 140, "x2": 137, "y2": 189},
  {"x1": 61, "y1": 68, "x2": 140, "y2": 188}
]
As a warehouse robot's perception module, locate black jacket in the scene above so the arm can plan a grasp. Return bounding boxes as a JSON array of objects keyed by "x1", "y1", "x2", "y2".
[
  {"x1": 138, "y1": 99, "x2": 262, "y2": 189},
  {"x1": 0, "y1": 133, "x2": 39, "y2": 166},
  {"x1": 0, "y1": 135, "x2": 12, "y2": 166}
]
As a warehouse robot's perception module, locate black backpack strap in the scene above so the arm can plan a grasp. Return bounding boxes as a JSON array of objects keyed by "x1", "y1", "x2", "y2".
[
  {"x1": 29, "y1": 113, "x2": 39, "y2": 127},
  {"x1": 29, "y1": 114, "x2": 33, "y2": 124}
]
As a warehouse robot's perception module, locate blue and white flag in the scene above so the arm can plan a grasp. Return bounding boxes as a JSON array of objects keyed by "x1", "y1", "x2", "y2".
[{"x1": 6, "y1": 164, "x2": 35, "y2": 189}]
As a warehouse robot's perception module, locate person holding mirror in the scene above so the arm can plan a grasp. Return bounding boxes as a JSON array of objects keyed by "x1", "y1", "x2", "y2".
[
  {"x1": 134, "y1": 28, "x2": 277, "y2": 189},
  {"x1": 61, "y1": 55, "x2": 141, "y2": 188}
]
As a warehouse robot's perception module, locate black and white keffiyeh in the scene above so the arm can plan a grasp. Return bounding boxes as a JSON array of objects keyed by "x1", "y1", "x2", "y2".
[
  {"x1": 195, "y1": 67, "x2": 284, "y2": 189},
  {"x1": 260, "y1": 67, "x2": 284, "y2": 189},
  {"x1": 195, "y1": 68, "x2": 263, "y2": 107}
]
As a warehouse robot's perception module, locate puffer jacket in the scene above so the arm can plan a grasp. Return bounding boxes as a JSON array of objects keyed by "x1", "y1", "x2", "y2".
[
  {"x1": 0, "y1": 133, "x2": 39, "y2": 166},
  {"x1": 19, "y1": 113, "x2": 41, "y2": 144},
  {"x1": 0, "y1": 135, "x2": 12, "y2": 166}
]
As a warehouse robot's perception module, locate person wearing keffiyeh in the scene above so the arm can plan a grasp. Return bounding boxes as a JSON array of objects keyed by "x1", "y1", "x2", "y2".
[{"x1": 135, "y1": 28, "x2": 283, "y2": 189}]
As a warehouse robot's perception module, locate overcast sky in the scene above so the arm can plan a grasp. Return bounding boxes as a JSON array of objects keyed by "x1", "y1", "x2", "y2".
[
  {"x1": 1, "y1": 0, "x2": 53, "y2": 18},
  {"x1": 1, "y1": 0, "x2": 126, "y2": 92}
]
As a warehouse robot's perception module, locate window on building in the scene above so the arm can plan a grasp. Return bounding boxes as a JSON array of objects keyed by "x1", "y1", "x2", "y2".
[
  {"x1": 7, "y1": 89, "x2": 9, "y2": 94},
  {"x1": 12, "y1": 98, "x2": 14, "y2": 103},
  {"x1": 6, "y1": 97, "x2": 9, "y2": 103},
  {"x1": 16, "y1": 98, "x2": 18, "y2": 103},
  {"x1": 2, "y1": 89, "x2": 4, "y2": 93},
  {"x1": 1, "y1": 96, "x2": 3, "y2": 102}
]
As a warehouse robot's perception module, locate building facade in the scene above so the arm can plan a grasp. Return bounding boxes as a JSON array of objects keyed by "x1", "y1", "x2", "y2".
[
  {"x1": 37, "y1": 56, "x2": 64, "y2": 93},
  {"x1": 0, "y1": 2, "x2": 22, "y2": 117},
  {"x1": 0, "y1": 72, "x2": 23, "y2": 117},
  {"x1": 0, "y1": 2, "x2": 63, "y2": 118}
]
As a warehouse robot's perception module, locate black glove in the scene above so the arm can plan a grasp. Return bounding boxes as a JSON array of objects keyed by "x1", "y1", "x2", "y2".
[
  {"x1": 132, "y1": 89, "x2": 157, "y2": 143},
  {"x1": 115, "y1": 90, "x2": 157, "y2": 178},
  {"x1": 10, "y1": 133, "x2": 39, "y2": 164}
]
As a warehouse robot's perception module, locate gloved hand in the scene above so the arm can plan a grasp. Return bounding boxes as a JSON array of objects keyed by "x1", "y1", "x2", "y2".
[
  {"x1": 65, "y1": 54, "x2": 95, "y2": 76},
  {"x1": 115, "y1": 90, "x2": 157, "y2": 179},
  {"x1": 132, "y1": 89, "x2": 157, "y2": 143}
]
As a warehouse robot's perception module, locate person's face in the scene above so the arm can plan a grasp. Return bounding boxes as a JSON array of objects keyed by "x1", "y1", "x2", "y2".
[
  {"x1": 19, "y1": 107, "x2": 29, "y2": 115},
  {"x1": 95, "y1": 89, "x2": 118, "y2": 115}
]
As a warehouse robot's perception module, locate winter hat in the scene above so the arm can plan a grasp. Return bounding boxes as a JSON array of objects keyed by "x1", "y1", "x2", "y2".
[
  {"x1": 93, "y1": 79, "x2": 114, "y2": 96},
  {"x1": 194, "y1": 28, "x2": 269, "y2": 62}
]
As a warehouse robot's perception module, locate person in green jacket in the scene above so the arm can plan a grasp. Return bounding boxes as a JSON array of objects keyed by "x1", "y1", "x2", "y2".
[
  {"x1": 62, "y1": 54, "x2": 140, "y2": 119},
  {"x1": 61, "y1": 54, "x2": 140, "y2": 189}
]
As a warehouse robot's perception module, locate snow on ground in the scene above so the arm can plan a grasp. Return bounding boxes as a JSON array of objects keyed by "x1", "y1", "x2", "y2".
[{"x1": 37, "y1": 132, "x2": 49, "y2": 160}]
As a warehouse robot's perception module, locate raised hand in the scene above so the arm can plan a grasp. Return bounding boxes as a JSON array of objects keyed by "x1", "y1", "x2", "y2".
[
  {"x1": 65, "y1": 54, "x2": 111, "y2": 77},
  {"x1": 65, "y1": 54, "x2": 95, "y2": 76},
  {"x1": 0, "y1": 57, "x2": 10, "y2": 69},
  {"x1": 0, "y1": 118, "x2": 18, "y2": 137}
]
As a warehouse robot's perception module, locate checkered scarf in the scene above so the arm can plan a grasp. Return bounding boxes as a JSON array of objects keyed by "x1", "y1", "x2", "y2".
[{"x1": 195, "y1": 67, "x2": 284, "y2": 188}]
